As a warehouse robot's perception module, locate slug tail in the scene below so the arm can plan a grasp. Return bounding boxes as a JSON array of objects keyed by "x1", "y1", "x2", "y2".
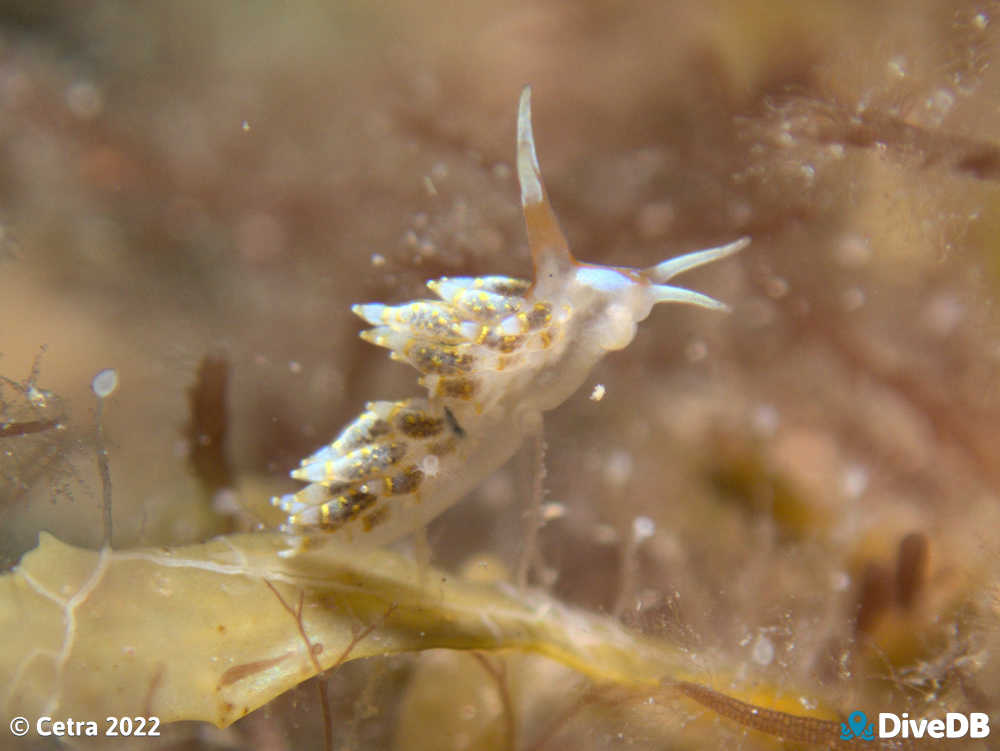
[{"x1": 517, "y1": 86, "x2": 575, "y2": 284}]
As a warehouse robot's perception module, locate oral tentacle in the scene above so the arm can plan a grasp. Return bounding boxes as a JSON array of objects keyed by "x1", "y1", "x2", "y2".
[
  {"x1": 646, "y1": 236, "x2": 750, "y2": 284},
  {"x1": 649, "y1": 284, "x2": 731, "y2": 312}
]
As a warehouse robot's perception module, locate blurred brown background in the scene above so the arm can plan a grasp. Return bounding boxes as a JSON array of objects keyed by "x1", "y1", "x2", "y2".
[{"x1": 2, "y1": 1, "x2": 999, "y2": 748}]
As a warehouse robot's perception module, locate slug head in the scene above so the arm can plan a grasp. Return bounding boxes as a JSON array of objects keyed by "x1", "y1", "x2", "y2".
[{"x1": 517, "y1": 86, "x2": 748, "y2": 352}]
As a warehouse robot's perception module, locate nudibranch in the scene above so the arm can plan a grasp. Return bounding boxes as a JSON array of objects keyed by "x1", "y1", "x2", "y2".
[{"x1": 272, "y1": 86, "x2": 748, "y2": 545}]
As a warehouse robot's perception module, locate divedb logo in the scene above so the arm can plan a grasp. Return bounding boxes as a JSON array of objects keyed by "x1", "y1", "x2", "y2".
[{"x1": 840, "y1": 710, "x2": 991, "y2": 741}]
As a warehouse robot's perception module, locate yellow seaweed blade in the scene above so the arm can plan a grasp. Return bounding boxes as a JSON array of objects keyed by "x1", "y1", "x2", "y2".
[
  {"x1": 1, "y1": 531, "x2": 850, "y2": 747},
  {"x1": 1, "y1": 532, "x2": 689, "y2": 728}
]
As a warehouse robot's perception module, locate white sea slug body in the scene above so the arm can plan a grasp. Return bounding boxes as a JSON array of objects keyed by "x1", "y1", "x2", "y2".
[{"x1": 272, "y1": 87, "x2": 748, "y2": 545}]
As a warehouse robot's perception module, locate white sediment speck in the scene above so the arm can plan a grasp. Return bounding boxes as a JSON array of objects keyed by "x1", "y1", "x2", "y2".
[
  {"x1": 91, "y1": 368, "x2": 119, "y2": 398},
  {"x1": 541, "y1": 502, "x2": 566, "y2": 521},
  {"x1": 67, "y1": 81, "x2": 103, "y2": 119},
  {"x1": 751, "y1": 403, "x2": 780, "y2": 437},
  {"x1": 685, "y1": 339, "x2": 708, "y2": 362},
  {"x1": 923, "y1": 293, "x2": 964, "y2": 337},
  {"x1": 841, "y1": 464, "x2": 868, "y2": 499},
  {"x1": 632, "y1": 516, "x2": 655, "y2": 542},
  {"x1": 752, "y1": 634, "x2": 775, "y2": 666},
  {"x1": 833, "y1": 233, "x2": 872, "y2": 268},
  {"x1": 887, "y1": 55, "x2": 907, "y2": 78},
  {"x1": 27, "y1": 384, "x2": 48, "y2": 408},
  {"x1": 841, "y1": 286, "x2": 865, "y2": 311},
  {"x1": 604, "y1": 449, "x2": 633, "y2": 489},
  {"x1": 420, "y1": 454, "x2": 440, "y2": 477},
  {"x1": 764, "y1": 276, "x2": 789, "y2": 299},
  {"x1": 831, "y1": 571, "x2": 851, "y2": 592}
]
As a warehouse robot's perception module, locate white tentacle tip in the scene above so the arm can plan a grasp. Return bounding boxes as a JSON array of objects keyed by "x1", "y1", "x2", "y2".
[{"x1": 714, "y1": 235, "x2": 751, "y2": 259}]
